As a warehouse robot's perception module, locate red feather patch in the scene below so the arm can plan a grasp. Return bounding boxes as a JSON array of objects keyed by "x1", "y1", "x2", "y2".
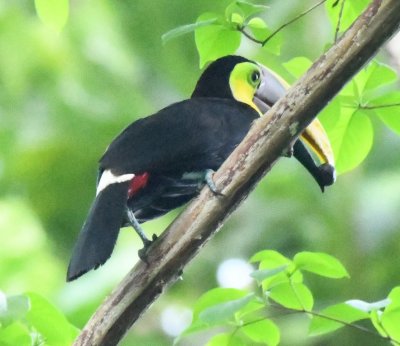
[{"x1": 128, "y1": 172, "x2": 150, "y2": 198}]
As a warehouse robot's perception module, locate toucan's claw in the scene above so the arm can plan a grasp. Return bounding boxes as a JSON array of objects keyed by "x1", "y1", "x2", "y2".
[
  {"x1": 282, "y1": 145, "x2": 294, "y2": 158},
  {"x1": 204, "y1": 169, "x2": 224, "y2": 196}
]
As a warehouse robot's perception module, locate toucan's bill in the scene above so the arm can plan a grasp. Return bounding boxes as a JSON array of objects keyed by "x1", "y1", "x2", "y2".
[{"x1": 253, "y1": 64, "x2": 335, "y2": 191}]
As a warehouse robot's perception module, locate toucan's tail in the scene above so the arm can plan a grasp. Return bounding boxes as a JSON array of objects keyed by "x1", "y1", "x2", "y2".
[{"x1": 66, "y1": 182, "x2": 129, "y2": 281}]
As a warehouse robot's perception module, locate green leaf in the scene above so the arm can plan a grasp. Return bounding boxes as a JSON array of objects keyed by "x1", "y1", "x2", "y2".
[
  {"x1": 242, "y1": 319, "x2": 280, "y2": 346},
  {"x1": 326, "y1": 0, "x2": 369, "y2": 36},
  {"x1": 328, "y1": 108, "x2": 373, "y2": 173},
  {"x1": 283, "y1": 57, "x2": 312, "y2": 79},
  {"x1": 385, "y1": 287, "x2": 400, "y2": 312},
  {"x1": 230, "y1": 13, "x2": 244, "y2": 26},
  {"x1": 195, "y1": 13, "x2": 241, "y2": 68},
  {"x1": 309, "y1": 303, "x2": 369, "y2": 336},
  {"x1": 25, "y1": 292, "x2": 79, "y2": 346},
  {"x1": 250, "y1": 265, "x2": 288, "y2": 283},
  {"x1": 370, "y1": 309, "x2": 387, "y2": 337},
  {"x1": 199, "y1": 293, "x2": 255, "y2": 325},
  {"x1": 0, "y1": 322, "x2": 32, "y2": 346},
  {"x1": 162, "y1": 18, "x2": 218, "y2": 45},
  {"x1": 381, "y1": 287, "x2": 400, "y2": 342},
  {"x1": 192, "y1": 288, "x2": 249, "y2": 320},
  {"x1": 247, "y1": 17, "x2": 268, "y2": 40},
  {"x1": 0, "y1": 293, "x2": 30, "y2": 326},
  {"x1": 225, "y1": 1, "x2": 269, "y2": 20},
  {"x1": 179, "y1": 288, "x2": 249, "y2": 340},
  {"x1": 206, "y1": 332, "x2": 245, "y2": 346},
  {"x1": 245, "y1": 18, "x2": 281, "y2": 54},
  {"x1": 293, "y1": 252, "x2": 349, "y2": 279},
  {"x1": 269, "y1": 282, "x2": 313, "y2": 311},
  {"x1": 355, "y1": 61, "x2": 398, "y2": 96},
  {"x1": 34, "y1": 0, "x2": 69, "y2": 32},
  {"x1": 250, "y1": 250, "x2": 291, "y2": 265},
  {"x1": 368, "y1": 92, "x2": 400, "y2": 135}
]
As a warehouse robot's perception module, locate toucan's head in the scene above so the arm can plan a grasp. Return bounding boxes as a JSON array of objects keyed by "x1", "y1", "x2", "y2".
[{"x1": 192, "y1": 55, "x2": 336, "y2": 191}]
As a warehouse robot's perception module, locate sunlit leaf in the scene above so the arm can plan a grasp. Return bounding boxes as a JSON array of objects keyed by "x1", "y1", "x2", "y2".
[
  {"x1": 192, "y1": 288, "x2": 249, "y2": 320},
  {"x1": 199, "y1": 293, "x2": 255, "y2": 325},
  {"x1": 381, "y1": 287, "x2": 400, "y2": 342},
  {"x1": 251, "y1": 265, "x2": 288, "y2": 283},
  {"x1": 328, "y1": 108, "x2": 373, "y2": 173},
  {"x1": 25, "y1": 292, "x2": 79, "y2": 346},
  {"x1": 206, "y1": 332, "x2": 245, "y2": 346},
  {"x1": 195, "y1": 13, "x2": 241, "y2": 68},
  {"x1": 368, "y1": 92, "x2": 400, "y2": 135},
  {"x1": 226, "y1": 1, "x2": 269, "y2": 20},
  {"x1": 269, "y1": 282, "x2": 313, "y2": 311},
  {"x1": 0, "y1": 322, "x2": 32, "y2": 346},
  {"x1": 34, "y1": 0, "x2": 69, "y2": 32},
  {"x1": 355, "y1": 62, "x2": 398, "y2": 96},
  {"x1": 242, "y1": 319, "x2": 280, "y2": 346},
  {"x1": 325, "y1": 0, "x2": 369, "y2": 36},
  {"x1": 162, "y1": 18, "x2": 218, "y2": 45},
  {"x1": 309, "y1": 303, "x2": 369, "y2": 336},
  {"x1": 294, "y1": 252, "x2": 349, "y2": 279},
  {"x1": 370, "y1": 309, "x2": 387, "y2": 337},
  {"x1": 250, "y1": 250, "x2": 291, "y2": 265}
]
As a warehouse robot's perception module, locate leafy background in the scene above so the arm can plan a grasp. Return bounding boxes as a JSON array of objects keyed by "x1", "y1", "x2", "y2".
[{"x1": 0, "y1": 0, "x2": 399, "y2": 345}]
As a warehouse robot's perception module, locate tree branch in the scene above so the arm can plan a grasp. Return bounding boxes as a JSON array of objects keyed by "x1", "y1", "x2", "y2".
[{"x1": 74, "y1": 0, "x2": 400, "y2": 344}]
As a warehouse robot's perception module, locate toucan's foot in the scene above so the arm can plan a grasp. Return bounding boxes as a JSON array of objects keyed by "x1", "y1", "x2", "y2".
[
  {"x1": 204, "y1": 169, "x2": 224, "y2": 196},
  {"x1": 137, "y1": 233, "x2": 158, "y2": 262},
  {"x1": 282, "y1": 145, "x2": 294, "y2": 158}
]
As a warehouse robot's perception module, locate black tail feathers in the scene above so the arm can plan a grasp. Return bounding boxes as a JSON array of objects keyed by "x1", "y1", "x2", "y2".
[{"x1": 66, "y1": 182, "x2": 129, "y2": 281}]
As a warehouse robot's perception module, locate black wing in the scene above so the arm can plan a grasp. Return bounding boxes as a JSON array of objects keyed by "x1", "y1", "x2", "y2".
[{"x1": 100, "y1": 98, "x2": 258, "y2": 175}]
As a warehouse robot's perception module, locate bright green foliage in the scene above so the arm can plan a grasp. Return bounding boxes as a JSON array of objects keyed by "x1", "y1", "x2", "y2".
[
  {"x1": 195, "y1": 13, "x2": 242, "y2": 68},
  {"x1": 370, "y1": 92, "x2": 400, "y2": 135},
  {"x1": 309, "y1": 303, "x2": 369, "y2": 336},
  {"x1": 283, "y1": 57, "x2": 400, "y2": 173},
  {"x1": 164, "y1": 0, "x2": 400, "y2": 173},
  {"x1": 35, "y1": 0, "x2": 69, "y2": 32},
  {"x1": 179, "y1": 250, "x2": 400, "y2": 345},
  {"x1": 25, "y1": 293, "x2": 79, "y2": 346},
  {"x1": 269, "y1": 282, "x2": 314, "y2": 311},
  {"x1": 241, "y1": 319, "x2": 280, "y2": 346},
  {"x1": 325, "y1": 0, "x2": 370, "y2": 37},
  {"x1": 0, "y1": 291, "x2": 78, "y2": 346},
  {"x1": 206, "y1": 332, "x2": 245, "y2": 346},
  {"x1": 381, "y1": 287, "x2": 400, "y2": 342},
  {"x1": 293, "y1": 251, "x2": 349, "y2": 279},
  {"x1": 162, "y1": 18, "x2": 218, "y2": 45},
  {"x1": 199, "y1": 293, "x2": 256, "y2": 325}
]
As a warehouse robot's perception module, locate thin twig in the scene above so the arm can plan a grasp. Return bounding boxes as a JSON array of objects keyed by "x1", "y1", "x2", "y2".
[
  {"x1": 261, "y1": 0, "x2": 329, "y2": 46},
  {"x1": 360, "y1": 103, "x2": 400, "y2": 110},
  {"x1": 238, "y1": 27, "x2": 264, "y2": 44},
  {"x1": 335, "y1": 0, "x2": 347, "y2": 41}
]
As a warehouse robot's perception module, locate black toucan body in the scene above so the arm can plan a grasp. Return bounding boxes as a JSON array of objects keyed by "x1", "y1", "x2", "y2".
[{"x1": 67, "y1": 55, "x2": 335, "y2": 281}]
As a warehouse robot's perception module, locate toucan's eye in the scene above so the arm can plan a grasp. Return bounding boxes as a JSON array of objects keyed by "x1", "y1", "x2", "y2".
[{"x1": 250, "y1": 70, "x2": 260, "y2": 84}]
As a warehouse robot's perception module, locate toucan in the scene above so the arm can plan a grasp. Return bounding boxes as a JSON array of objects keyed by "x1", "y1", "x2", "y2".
[{"x1": 67, "y1": 55, "x2": 335, "y2": 281}]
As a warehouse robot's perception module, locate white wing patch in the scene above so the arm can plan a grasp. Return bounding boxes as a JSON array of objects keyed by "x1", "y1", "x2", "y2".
[{"x1": 96, "y1": 170, "x2": 135, "y2": 196}]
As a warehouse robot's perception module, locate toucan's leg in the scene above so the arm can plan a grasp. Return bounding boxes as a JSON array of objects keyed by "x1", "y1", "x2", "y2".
[
  {"x1": 126, "y1": 208, "x2": 152, "y2": 247},
  {"x1": 204, "y1": 169, "x2": 224, "y2": 196}
]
